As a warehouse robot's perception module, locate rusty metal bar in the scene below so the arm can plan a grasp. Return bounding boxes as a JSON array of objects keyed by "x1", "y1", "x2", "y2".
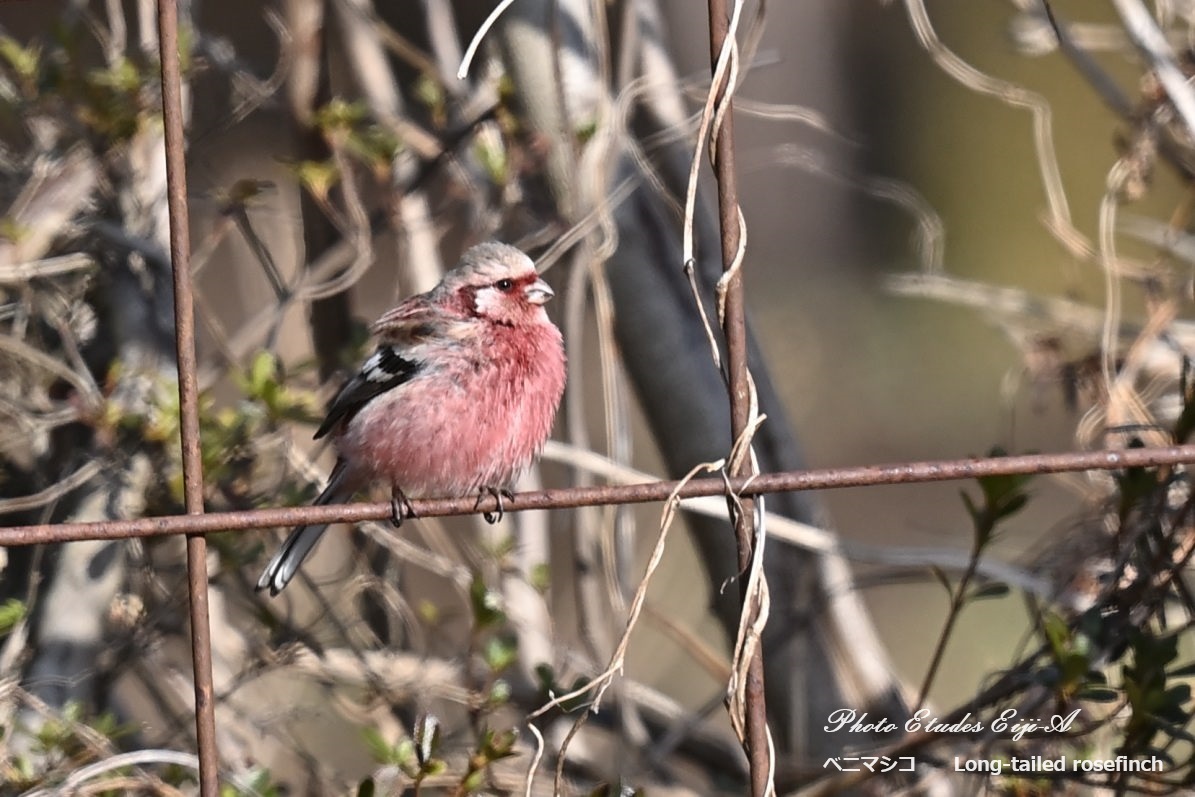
[
  {"x1": 706, "y1": 1, "x2": 770, "y2": 793},
  {"x1": 157, "y1": 1, "x2": 219, "y2": 794},
  {"x1": 8, "y1": 444, "x2": 1191, "y2": 543}
]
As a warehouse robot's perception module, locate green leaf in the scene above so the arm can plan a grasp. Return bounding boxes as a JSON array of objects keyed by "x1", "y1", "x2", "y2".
[
  {"x1": 473, "y1": 138, "x2": 508, "y2": 184},
  {"x1": 1040, "y1": 611, "x2": 1070, "y2": 657},
  {"x1": 361, "y1": 727, "x2": 390, "y2": 763},
  {"x1": 488, "y1": 679, "x2": 511, "y2": 706},
  {"x1": 959, "y1": 489, "x2": 980, "y2": 526},
  {"x1": 246, "y1": 768, "x2": 276, "y2": 796},
  {"x1": 62, "y1": 701, "x2": 82, "y2": 724},
  {"x1": 0, "y1": 36, "x2": 39, "y2": 83},
  {"x1": 975, "y1": 448, "x2": 1033, "y2": 504},
  {"x1": 560, "y1": 677, "x2": 594, "y2": 714},
  {"x1": 0, "y1": 217, "x2": 29, "y2": 244},
  {"x1": 289, "y1": 159, "x2": 340, "y2": 200},
  {"x1": 483, "y1": 635, "x2": 518, "y2": 673},
  {"x1": 529, "y1": 562, "x2": 551, "y2": 593},
  {"x1": 575, "y1": 117, "x2": 598, "y2": 144},
  {"x1": 995, "y1": 492, "x2": 1028, "y2": 520},
  {"x1": 459, "y1": 767, "x2": 484, "y2": 792},
  {"x1": 1077, "y1": 686, "x2": 1119, "y2": 702},
  {"x1": 220, "y1": 769, "x2": 278, "y2": 797},
  {"x1": 347, "y1": 125, "x2": 401, "y2": 171},
  {"x1": 1115, "y1": 440, "x2": 1159, "y2": 511},
  {"x1": 482, "y1": 728, "x2": 518, "y2": 759},
  {"x1": 470, "y1": 574, "x2": 506, "y2": 629},
  {"x1": 413, "y1": 72, "x2": 445, "y2": 113},
  {"x1": 313, "y1": 98, "x2": 368, "y2": 133},
  {"x1": 958, "y1": 448, "x2": 1036, "y2": 546},
  {"x1": 418, "y1": 600, "x2": 441, "y2": 626},
  {"x1": 535, "y1": 663, "x2": 558, "y2": 694},
  {"x1": 967, "y1": 582, "x2": 1010, "y2": 601},
  {"x1": 0, "y1": 598, "x2": 26, "y2": 635},
  {"x1": 249, "y1": 351, "x2": 276, "y2": 395},
  {"x1": 361, "y1": 727, "x2": 413, "y2": 767}
]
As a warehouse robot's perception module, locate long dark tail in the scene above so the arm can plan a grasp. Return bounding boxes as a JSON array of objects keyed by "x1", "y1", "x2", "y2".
[{"x1": 257, "y1": 461, "x2": 353, "y2": 596}]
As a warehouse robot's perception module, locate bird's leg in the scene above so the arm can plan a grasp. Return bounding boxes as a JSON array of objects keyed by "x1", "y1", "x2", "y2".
[
  {"x1": 475, "y1": 486, "x2": 515, "y2": 524},
  {"x1": 390, "y1": 486, "x2": 417, "y2": 527}
]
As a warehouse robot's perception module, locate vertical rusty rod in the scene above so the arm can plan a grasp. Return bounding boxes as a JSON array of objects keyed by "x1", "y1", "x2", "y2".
[
  {"x1": 157, "y1": 1, "x2": 219, "y2": 793},
  {"x1": 706, "y1": 1, "x2": 770, "y2": 795}
]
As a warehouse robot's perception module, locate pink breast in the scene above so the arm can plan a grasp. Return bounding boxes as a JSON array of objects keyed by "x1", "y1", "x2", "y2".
[{"x1": 335, "y1": 322, "x2": 565, "y2": 498}]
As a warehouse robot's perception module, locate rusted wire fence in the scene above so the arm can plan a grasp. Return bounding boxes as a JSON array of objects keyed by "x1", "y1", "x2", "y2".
[
  {"x1": 10, "y1": 444, "x2": 1195, "y2": 546},
  {"x1": 4, "y1": 1, "x2": 1195, "y2": 796}
]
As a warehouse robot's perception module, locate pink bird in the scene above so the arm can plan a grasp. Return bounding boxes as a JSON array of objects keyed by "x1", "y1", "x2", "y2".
[{"x1": 258, "y1": 242, "x2": 566, "y2": 595}]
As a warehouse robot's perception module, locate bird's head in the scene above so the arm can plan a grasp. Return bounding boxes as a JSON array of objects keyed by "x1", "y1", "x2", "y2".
[{"x1": 440, "y1": 242, "x2": 555, "y2": 327}]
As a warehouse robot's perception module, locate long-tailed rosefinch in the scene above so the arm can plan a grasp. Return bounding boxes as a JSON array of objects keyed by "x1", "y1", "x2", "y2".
[{"x1": 257, "y1": 242, "x2": 566, "y2": 595}]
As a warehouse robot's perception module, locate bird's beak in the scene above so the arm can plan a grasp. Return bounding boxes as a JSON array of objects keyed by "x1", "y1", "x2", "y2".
[{"x1": 524, "y1": 277, "x2": 554, "y2": 306}]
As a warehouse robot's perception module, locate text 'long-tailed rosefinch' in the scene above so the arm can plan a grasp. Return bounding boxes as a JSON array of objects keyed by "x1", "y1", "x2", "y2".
[{"x1": 257, "y1": 242, "x2": 566, "y2": 595}]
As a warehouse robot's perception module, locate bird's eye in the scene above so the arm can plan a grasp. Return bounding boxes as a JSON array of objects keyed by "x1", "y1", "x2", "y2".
[{"x1": 494, "y1": 278, "x2": 515, "y2": 292}]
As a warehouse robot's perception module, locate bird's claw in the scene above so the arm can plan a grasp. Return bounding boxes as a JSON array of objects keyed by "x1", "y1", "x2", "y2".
[
  {"x1": 390, "y1": 488, "x2": 417, "y2": 527},
  {"x1": 476, "y1": 487, "x2": 514, "y2": 524}
]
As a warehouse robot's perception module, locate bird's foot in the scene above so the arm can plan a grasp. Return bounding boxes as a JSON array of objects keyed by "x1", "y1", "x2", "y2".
[
  {"x1": 475, "y1": 486, "x2": 514, "y2": 524},
  {"x1": 390, "y1": 488, "x2": 417, "y2": 527}
]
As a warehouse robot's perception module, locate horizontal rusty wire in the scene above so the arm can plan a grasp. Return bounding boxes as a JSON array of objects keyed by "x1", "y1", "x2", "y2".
[{"x1": 4, "y1": 443, "x2": 1195, "y2": 546}]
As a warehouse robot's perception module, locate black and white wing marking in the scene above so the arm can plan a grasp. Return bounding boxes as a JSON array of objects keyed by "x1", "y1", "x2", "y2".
[{"x1": 314, "y1": 345, "x2": 422, "y2": 439}]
